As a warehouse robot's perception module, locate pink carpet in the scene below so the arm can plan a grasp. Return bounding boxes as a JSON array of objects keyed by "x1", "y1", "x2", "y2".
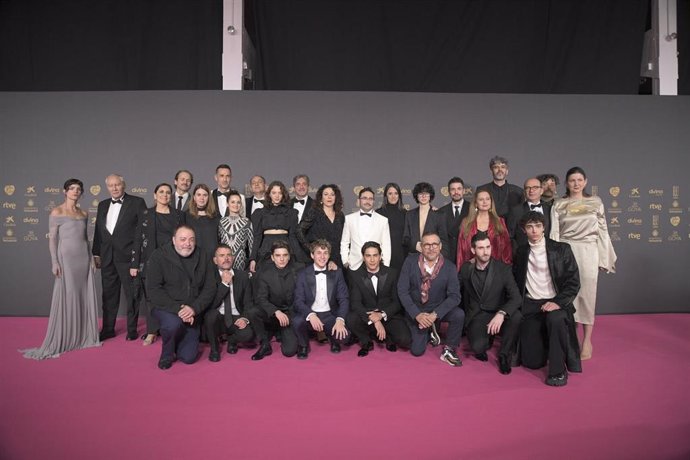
[{"x1": 2, "y1": 314, "x2": 689, "y2": 460}]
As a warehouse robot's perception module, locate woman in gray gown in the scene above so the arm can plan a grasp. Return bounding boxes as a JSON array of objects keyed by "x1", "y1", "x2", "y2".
[{"x1": 21, "y1": 178, "x2": 100, "y2": 359}]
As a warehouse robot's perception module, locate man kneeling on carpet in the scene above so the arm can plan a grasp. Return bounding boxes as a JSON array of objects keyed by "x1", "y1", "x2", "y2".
[
  {"x1": 146, "y1": 225, "x2": 216, "y2": 370},
  {"x1": 513, "y1": 211, "x2": 582, "y2": 386}
]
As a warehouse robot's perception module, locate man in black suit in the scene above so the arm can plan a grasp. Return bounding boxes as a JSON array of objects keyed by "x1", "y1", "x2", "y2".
[
  {"x1": 506, "y1": 177, "x2": 552, "y2": 252},
  {"x1": 203, "y1": 244, "x2": 255, "y2": 362},
  {"x1": 513, "y1": 211, "x2": 581, "y2": 386},
  {"x1": 212, "y1": 163, "x2": 246, "y2": 218},
  {"x1": 438, "y1": 177, "x2": 470, "y2": 261},
  {"x1": 398, "y1": 232, "x2": 463, "y2": 366},
  {"x1": 347, "y1": 241, "x2": 411, "y2": 357},
  {"x1": 293, "y1": 239, "x2": 349, "y2": 359},
  {"x1": 245, "y1": 240, "x2": 302, "y2": 360},
  {"x1": 477, "y1": 156, "x2": 524, "y2": 218},
  {"x1": 173, "y1": 169, "x2": 193, "y2": 212},
  {"x1": 245, "y1": 174, "x2": 266, "y2": 218},
  {"x1": 290, "y1": 174, "x2": 313, "y2": 224},
  {"x1": 459, "y1": 232, "x2": 522, "y2": 374},
  {"x1": 146, "y1": 225, "x2": 216, "y2": 370},
  {"x1": 92, "y1": 173, "x2": 147, "y2": 341}
]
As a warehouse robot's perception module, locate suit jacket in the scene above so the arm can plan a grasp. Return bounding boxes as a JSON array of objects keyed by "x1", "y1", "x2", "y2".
[
  {"x1": 208, "y1": 268, "x2": 253, "y2": 327},
  {"x1": 132, "y1": 206, "x2": 186, "y2": 274},
  {"x1": 212, "y1": 189, "x2": 246, "y2": 218},
  {"x1": 92, "y1": 193, "x2": 147, "y2": 267},
  {"x1": 246, "y1": 196, "x2": 266, "y2": 219},
  {"x1": 403, "y1": 207, "x2": 450, "y2": 259},
  {"x1": 255, "y1": 261, "x2": 304, "y2": 316},
  {"x1": 348, "y1": 265, "x2": 402, "y2": 324},
  {"x1": 459, "y1": 259, "x2": 521, "y2": 326},
  {"x1": 477, "y1": 181, "x2": 524, "y2": 218},
  {"x1": 506, "y1": 201, "x2": 551, "y2": 251},
  {"x1": 290, "y1": 196, "x2": 314, "y2": 223},
  {"x1": 397, "y1": 254, "x2": 461, "y2": 319},
  {"x1": 173, "y1": 193, "x2": 191, "y2": 212},
  {"x1": 294, "y1": 265, "x2": 349, "y2": 320},
  {"x1": 145, "y1": 244, "x2": 217, "y2": 315},
  {"x1": 340, "y1": 210, "x2": 391, "y2": 270},
  {"x1": 438, "y1": 200, "x2": 470, "y2": 261}
]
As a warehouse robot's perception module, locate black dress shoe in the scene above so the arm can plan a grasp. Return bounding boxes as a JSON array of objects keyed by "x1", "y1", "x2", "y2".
[
  {"x1": 297, "y1": 346, "x2": 309, "y2": 360},
  {"x1": 546, "y1": 372, "x2": 568, "y2": 387},
  {"x1": 498, "y1": 355, "x2": 512, "y2": 374},
  {"x1": 251, "y1": 343, "x2": 273, "y2": 361},
  {"x1": 227, "y1": 343, "x2": 238, "y2": 354},
  {"x1": 330, "y1": 343, "x2": 341, "y2": 354},
  {"x1": 209, "y1": 350, "x2": 221, "y2": 362},
  {"x1": 357, "y1": 343, "x2": 373, "y2": 357},
  {"x1": 475, "y1": 352, "x2": 488, "y2": 362},
  {"x1": 126, "y1": 331, "x2": 138, "y2": 341},
  {"x1": 158, "y1": 359, "x2": 173, "y2": 370},
  {"x1": 99, "y1": 330, "x2": 115, "y2": 341}
]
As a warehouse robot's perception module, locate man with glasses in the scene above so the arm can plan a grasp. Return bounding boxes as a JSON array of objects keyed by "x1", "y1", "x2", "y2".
[{"x1": 506, "y1": 177, "x2": 552, "y2": 252}]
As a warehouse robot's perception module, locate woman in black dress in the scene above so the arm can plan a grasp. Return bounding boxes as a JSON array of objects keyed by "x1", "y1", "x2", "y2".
[
  {"x1": 132, "y1": 183, "x2": 186, "y2": 345},
  {"x1": 376, "y1": 182, "x2": 408, "y2": 270},
  {"x1": 403, "y1": 182, "x2": 449, "y2": 259},
  {"x1": 298, "y1": 184, "x2": 345, "y2": 268},
  {"x1": 249, "y1": 181, "x2": 300, "y2": 273},
  {"x1": 186, "y1": 183, "x2": 220, "y2": 254}
]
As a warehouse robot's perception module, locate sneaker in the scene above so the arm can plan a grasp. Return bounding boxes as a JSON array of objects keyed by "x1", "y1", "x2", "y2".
[
  {"x1": 429, "y1": 322, "x2": 441, "y2": 347},
  {"x1": 440, "y1": 347, "x2": 462, "y2": 367},
  {"x1": 545, "y1": 372, "x2": 568, "y2": 387}
]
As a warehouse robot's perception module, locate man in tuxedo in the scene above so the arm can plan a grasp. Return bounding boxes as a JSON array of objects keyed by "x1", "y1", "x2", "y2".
[
  {"x1": 439, "y1": 177, "x2": 470, "y2": 261},
  {"x1": 506, "y1": 177, "x2": 552, "y2": 252},
  {"x1": 212, "y1": 163, "x2": 246, "y2": 218},
  {"x1": 513, "y1": 211, "x2": 581, "y2": 386},
  {"x1": 245, "y1": 174, "x2": 266, "y2": 218},
  {"x1": 398, "y1": 232, "x2": 464, "y2": 366},
  {"x1": 477, "y1": 156, "x2": 524, "y2": 218},
  {"x1": 290, "y1": 174, "x2": 314, "y2": 223},
  {"x1": 347, "y1": 241, "x2": 411, "y2": 357},
  {"x1": 459, "y1": 232, "x2": 522, "y2": 374},
  {"x1": 293, "y1": 239, "x2": 349, "y2": 359},
  {"x1": 245, "y1": 240, "x2": 302, "y2": 360},
  {"x1": 203, "y1": 244, "x2": 255, "y2": 362},
  {"x1": 92, "y1": 174, "x2": 147, "y2": 341},
  {"x1": 537, "y1": 173, "x2": 560, "y2": 204},
  {"x1": 340, "y1": 187, "x2": 391, "y2": 270},
  {"x1": 146, "y1": 225, "x2": 216, "y2": 370},
  {"x1": 173, "y1": 169, "x2": 193, "y2": 212}
]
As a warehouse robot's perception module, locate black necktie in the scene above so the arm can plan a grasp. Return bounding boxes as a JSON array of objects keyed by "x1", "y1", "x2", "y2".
[
  {"x1": 454, "y1": 205, "x2": 459, "y2": 218},
  {"x1": 296, "y1": 199, "x2": 305, "y2": 205},
  {"x1": 111, "y1": 199, "x2": 122, "y2": 205},
  {"x1": 360, "y1": 212, "x2": 372, "y2": 217},
  {"x1": 315, "y1": 270, "x2": 327, "y2": 276},
  {"x1": 177, "y1": 196, "x2": 183, "y2": 211}
]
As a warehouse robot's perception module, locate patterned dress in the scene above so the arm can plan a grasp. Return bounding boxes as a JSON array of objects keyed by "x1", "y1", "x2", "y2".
[{"x1": 219, "y1": 215, "x2": 253, "y2": 271}]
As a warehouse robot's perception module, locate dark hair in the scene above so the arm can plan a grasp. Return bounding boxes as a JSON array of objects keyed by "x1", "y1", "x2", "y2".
[
  {"x1": 412, "y1": 182, "x2": 435, "y2": 203},
  {"x1": 489, "y1": 156, "x2": 509, "y2": 168},
  {"x1": 266, "y1": 181, "x2": 289, "y2": 207},
  {"x1": 519, "y1": 211, "x2": 546, "y2": 229},
  {"x1": 536, "y1": 173, "x2": 559, "y2": 185},
  {"x1": 214, "y1": 243, "x2": 232, "y2": 254},
  {"x1": 154, "y1": 183, "x2": 172, "y2": 194},
  {"x1": 421, "y1": 231, "x2": 440, "y2": 241},
  {"x1": 447, "y1": 177, "x2": 465, "y2": 189},
  {"x1": 226, "y1": 189, "x2": 244, "y2": 215},
  {"x1": 63, "y1": 178, "x2": 83, "y2": 191},
  {"x1": 271, "y1": 240, "x2": 290, "y2": 254},
  {"x1": 174, "y1": 169, "x2": 194, "y2": 183},
  {"x1": 471, "y1": 231, "x2": 490, "y2": 248},
  {"x1": 293, "y1": 174, "x2": 310, "y2": 186},
  {"x1": 361, "y1": 241, "x2": 382, "y2": 256},
  {"x1": 189, "y1": 183, "x2": 217, "y2": 218},
  {"x1": 315, "y1": 184, "x2": 343, "y2": 213},
  {"x1": 309, "y1": 238, "x2": 331, "y2": 254},
  {"x1": 174, "y1": 224, "x2": 195, "y2": 236},
  {"x1": 358, "y1": 187, "x2": 375, "y2": 198},
  {"x1": 564, "y1": 166, "x2": 590, "y2": 197},
  {"x1": 380, "y1": 183, "x2": 404, "y2": 210},
  {"x1": 215, "y1": 164, "x2": 232, "y2": 174}
]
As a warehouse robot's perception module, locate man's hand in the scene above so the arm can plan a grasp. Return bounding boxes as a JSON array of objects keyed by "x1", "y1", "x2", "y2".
[
  {"x1": 374, "y1": 321, "x2": 386, "y2": 341},
  {"x1": 275, "y1": 310, "x2": 290, "y2": 327},
  {"x1": 368, "y1": 311, "x2": 384, "y2": 324},
  {"x1": 327, "y1": 261, "x2": 338, "y2": 271},
  {"x1": 308, "y1": 314, "x2": 324, "y2": 332},
  {"x1": 487, "y1": 313, "x2": 504, "y2": 335},
  {"x1": 178, "y1": 305, "x2": 195, "y2": 324},
  {"x1": 234, "y1": 318, "x2": 249, "y2": 329},
  {"x1": 129, "y1": 268, "x2": 138, "y2": 277},
  {"x1": 249, "y1": 260, "x2": 257, "y2": 273},
  {"x1": 415, "y1": 312, "x2": 435, "y2": 329},
  {"x1": 221, "y1": 269, "x2": 233, "y2": 285},
  {"x1": 332, "y1": 320, "x2": 348, "y2": 340},
  {"x1": 541, "y1": 301, "x2": 561, "y2": 312}
]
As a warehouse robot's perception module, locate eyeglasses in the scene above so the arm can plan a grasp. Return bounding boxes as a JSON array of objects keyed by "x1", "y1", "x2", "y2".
[
  {"x1": 421, "y1": 242, "x2": 440, "y2": 249},
  {"x1": 524, "y1": 186, "x2": 542, "y2": 191}
]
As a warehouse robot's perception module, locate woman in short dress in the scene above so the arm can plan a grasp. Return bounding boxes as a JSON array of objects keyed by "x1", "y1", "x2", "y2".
[
  {"x1": 456, "y1": 189, "x2": 512, "y2": 267},
  {"x1": 218, "y1": 190, "x2": 253, "y2": 271}
]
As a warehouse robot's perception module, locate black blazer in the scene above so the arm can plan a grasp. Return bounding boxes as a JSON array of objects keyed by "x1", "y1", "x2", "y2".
[
  {"x1": 438, "y1": 200, "x2": 470, "y2": 261},
  {"x1": 402, "y1": 207, "x2": 450, "y2": 259},
  {"x1": 506, "y1": 201, "x2": 552, "y2": 252},
  {"x1": 459, "y1": 259, "x2": 521, "y2": 326},
  {"x1": 132, "y1": 206, "x2": 186, "y2": 274},
  {"x1": 294, "y1": 265, "x2": 350, "y2": 320},
  {"x1": 348, "y1": 265, "x2": 402, "y2": 324},
  {"x1": 246, "y1": 196, "x2": 266, "y2": 219},
  {"x1": 290, "y1": 196, "x2": 314, "y2": 223},
  {"x1": 208, "y1": 268, "x2": 253, "y2": 327},
  {"x1": 254, "y1": 261, "x2": 304, "y2": 316},
  {"x1": 92, "y1": 193, "x2": 147, "y2": 267}
]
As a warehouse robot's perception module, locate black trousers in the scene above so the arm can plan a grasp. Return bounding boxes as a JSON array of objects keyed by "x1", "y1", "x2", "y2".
[
  {"x1": 153, "y1": 308, "x2": 199, "y2": 364},
  {"x1": 100, "y1": 261, "x2": 140, "y2": 335},
  {"x1": 292, "y1": 311, "x2": 348, "y2": 348},
  {"x1": 245, "y1": 306, "x2": 298, "y2": 357},
  {"x1": 520, "y1": 298, "x2": 569, "y2": 376},
  {"x1": 203, "y1": 309, "x2": 255, "y2": 352},
  {"x1": 466, "y1": 310, "x2": 523, "y2": 357},
  {"x1": 346, "y1": 312, "x2": 411, "y2": 349}
]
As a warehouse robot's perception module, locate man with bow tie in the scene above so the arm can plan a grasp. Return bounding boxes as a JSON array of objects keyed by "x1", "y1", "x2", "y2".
[
  {"x1": 212, "y1": 163, "x2": 246, "y2": 218},
  {"x1": 290, "y1": 174, "x2": 314, "y2": 223},
  {"x1": 245, "y1": 175, "x2": 267, "y2": 219},
  {"x1": 506, "y1": 177, "x2": 552, "y2": 252},
  {"x1": 92, "y1": 174, "x2": 147, "y2": 341},
  {"x1": 340, "y1": 187, "x2": 391, "y2": 270}
]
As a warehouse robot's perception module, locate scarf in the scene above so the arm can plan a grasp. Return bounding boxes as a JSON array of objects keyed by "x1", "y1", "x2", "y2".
[{"x1": 418, "y1": 254, "x2": 444, "y2": 304}]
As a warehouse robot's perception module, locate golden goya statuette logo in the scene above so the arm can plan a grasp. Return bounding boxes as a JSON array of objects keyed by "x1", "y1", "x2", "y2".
[
  {"x1": 90, "y1": 185, "x2": 101, "y2": 196},
  {"x1": 670, "y1": 216, "x2": 680, "y2": 227},
  {"x1": 4, "y1": 185, "x2": 15, "y2": 196},
  {"x1": 609, "y1": 187, "x2": 620, "y2": 197}
]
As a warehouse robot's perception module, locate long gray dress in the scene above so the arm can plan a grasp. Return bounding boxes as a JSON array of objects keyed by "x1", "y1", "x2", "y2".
[{"x1": 21, "y1": 215, "x2": 101, "y2": 359}]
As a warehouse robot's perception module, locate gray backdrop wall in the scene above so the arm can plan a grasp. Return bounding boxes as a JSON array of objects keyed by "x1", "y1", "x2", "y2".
[{"x1": 1, "y1": 91, "x2": 689, "y2": 316}]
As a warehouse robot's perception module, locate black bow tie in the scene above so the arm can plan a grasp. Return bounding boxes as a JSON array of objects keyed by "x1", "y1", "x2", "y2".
[
  {"x1": 218, "y1": 191, "x2": 230, "y2": 199},
  {"x1": 111, "y1": 199, "x2": 123, "y2": 205},
  {"x1": 295, "y1": 199, "x2": 305, "y2": 205},
  {"x1": 529, "y1": 203, "x2": 542, "y2": 210},
  {"x1": 253, "y1": 198, "x2": 263, "y2": 204},
  {"x1": 315, "y1": 270, "x2": 327, "y2": 276},
  {"x1": 360, "y1": 212, "x2": 372, "y2": 217},
  {"x1": 367, "y1": 271, "x2": 379, "y2": 279}
]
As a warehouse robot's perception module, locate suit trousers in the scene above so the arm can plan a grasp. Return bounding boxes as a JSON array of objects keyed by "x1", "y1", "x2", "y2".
[
  {"x1": 346, "y1": 312, "x2": 411, "y2": 349},
  {"x1": 101, "y1": 261, "x2": 140, "y2": 335},
  {"x1": 466, "y1": 310, "x2": 523, "y2": 357},
  {"x1": 292, "y1": 310, "x2": 348, "y2": 348},
  {"x1": 152, "y1": 308, "x2": 199, "y2": 364},
  {"x1": 203, "y1": 309, "x2": 255, "y2": 351},
  {"x1": 408, "y1": 307, "x2": 465, "y2": 356},
  {"x1": 245, "y1": 306, "x2": 298, "y2": 357},
  {"x1": 520, "y1": 298, "x2": 569, "y2": 376}
]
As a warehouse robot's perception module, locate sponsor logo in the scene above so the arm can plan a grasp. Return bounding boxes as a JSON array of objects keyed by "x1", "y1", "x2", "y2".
[
  {"x1": 627, "y1": 202, "x2": 641, "y2": 212},
  {"x1": 627, "y1": 233, "x2": 641, "y2": 240},
  {"x1": 649, "y1": 203, "x2": 662, "y2": 211},
  {"x1": 669, "y1": 200, "x2": 682, "y2": 214},
  {"x1": 23, "y1": 217, "x2": 39, "y2": 225},
  {"x1": 610, "y1": 231, "x2": 621, "y2": 242},
  {"x1": 2, "y1": 228, "x2": 17, "y2": 243},
  {"x1": 667, "y1": 231, "x2": 681, "y2": 242},
  {"x1": 90, "y1": 185, "x2": 101, "y2": 196},
  {"x1": 44, "y1": 186, "x2": 61, "y2": 194},
  {"x1": 440, "y1": 186, "x2": 449, "y2": 197},
  {"x1": 609, "y1": 187, "x2": 620, "y2": 197},
  {"x1": 591, "y1": 186, "x2": 598, "y2": 196},
  {"x1": 648, "y1": 189, "x2": 664, "y2": 197},
  {"x1": 24, "y1": 199, "x2": 38, "y2": 213},
  {"x1": 649, "y1": 228, "x2": 662, "y2": 243},
  {"x1": 130, "y1": 187, "x2": 147, "y2": 194},
  {"x1": 23, "y1": 230, "x2": 38, "y2": 242},
  {"x1": 670, "y1": 216, "x2": 680, "y2": 227},
  {"x1": 44, "y1": 200, "x2": 57, "y2": 212},
  {"x1": 2, "y1": 202, "x2": 17, "y2": 210},
  {"x1": 353, "y1": 186, "x2": 364, "y2": 196},
  {"x1": 609, "y1": 216, "x2": 620, "y2": 227},
  {"x1": 25, "y1": 186, "x2": 37, "y2": 197},
  {"x1": 628, "y1": 188, "x2": 640, "y2": 198},
  {"x1": 626, "y1": 218, "x2": 642, "y2": 226},
  {"x1": 4, "y1": 185, "x2": 16, "y2": 196},
  {"x1": 4, "y1": 216, "x2": 16, "y2": 227}
]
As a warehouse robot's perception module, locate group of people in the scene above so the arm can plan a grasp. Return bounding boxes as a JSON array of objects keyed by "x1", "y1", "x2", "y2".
[{"x1": 22, "y1": 157, "x2": 617, "y2": 386}]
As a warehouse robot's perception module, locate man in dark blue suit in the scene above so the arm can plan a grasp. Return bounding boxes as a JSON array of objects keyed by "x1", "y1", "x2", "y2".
[
  {"x1": 398, "y1": 232, "x2": 463, "y2": 366},
  {"x1": 293, "y1": 239, "x2": 349, "y2": 359}
]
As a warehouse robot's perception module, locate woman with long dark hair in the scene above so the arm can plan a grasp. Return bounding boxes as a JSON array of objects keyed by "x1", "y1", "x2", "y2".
[
  {"x1": 186, "y1": 183, "x2": 220, "y2": 253},
  {"x1": 376, "y1": 182, "x2": 408, "y2": 270},
  {"x1": 298, "y1": 184, "x2": 345, "y2": 268}
]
